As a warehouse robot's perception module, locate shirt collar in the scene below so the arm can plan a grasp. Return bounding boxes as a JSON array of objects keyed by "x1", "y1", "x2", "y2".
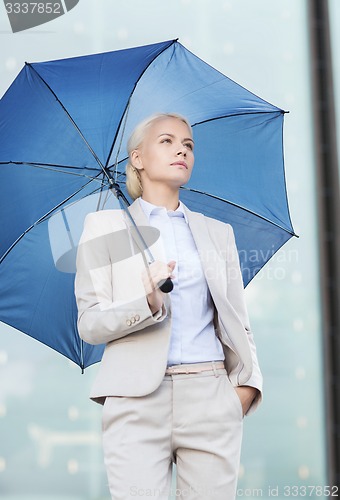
[{"x1": 138, "y1": 196, "x2": 188, "y2": 223}]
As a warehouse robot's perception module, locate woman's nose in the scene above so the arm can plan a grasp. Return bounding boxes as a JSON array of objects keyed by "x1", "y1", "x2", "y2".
[{"x1": 177, "y1": 145, "x2": 186, "y2": 156}]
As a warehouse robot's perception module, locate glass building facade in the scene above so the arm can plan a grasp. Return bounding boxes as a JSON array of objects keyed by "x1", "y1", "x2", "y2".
[{"x1": 0, "y1": 0, "x2": 334, "y2": 498}]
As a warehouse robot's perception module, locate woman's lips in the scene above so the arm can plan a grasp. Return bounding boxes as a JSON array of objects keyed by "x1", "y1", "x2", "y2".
[{"x1": 170, "y1": 161, "x2": 188, "y2": 169}]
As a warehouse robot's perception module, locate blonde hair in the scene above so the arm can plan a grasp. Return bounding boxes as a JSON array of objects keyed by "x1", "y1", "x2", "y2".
[{"x1": 125, "y1": 113, "x2": 192, "y2": 200}]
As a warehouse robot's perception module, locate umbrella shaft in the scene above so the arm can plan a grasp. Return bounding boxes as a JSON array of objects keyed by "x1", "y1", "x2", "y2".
[
  {"x1": 110, "y1": 184, "x2": 154, "y2": 264},
  {"x1": 109, "y1": 185, "x2": 173, "y2": 293}
]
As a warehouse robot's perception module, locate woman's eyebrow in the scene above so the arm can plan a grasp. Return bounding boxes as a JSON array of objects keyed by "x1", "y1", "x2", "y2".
[{"x1": 158, "y1": 133, "x2": 194, "y2": 143}]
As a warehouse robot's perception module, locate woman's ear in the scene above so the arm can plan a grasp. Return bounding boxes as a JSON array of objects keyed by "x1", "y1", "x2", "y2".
[{"x1": 130, "y1": 149, "x2": 143, "y2": 171}]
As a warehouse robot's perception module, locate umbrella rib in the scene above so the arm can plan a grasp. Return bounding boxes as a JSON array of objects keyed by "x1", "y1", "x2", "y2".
[
  {"x1": 0, "y1": 176, "x2": 108, "y2": 265},
  {"x1": 26, "y1": 63, "x2": 113, "y2": 186},
  {"x1": 1, "y1": 161, "x2": 104, "y2": 182},
  {"x1": 104, "y1": 110, "x2": 284, "y2": 170},
  {"x1": 105, "y1": 168, "x2": 297, "y2": 238},
  {"x1": 179, "y1": 185, "x2": 298, "y2": 237},
  {"x1": 179, "y1": 41, "x2": 287, "y2": 113},
  {"x1": 104, "y1": 38, "x2": 178, "y2": 169},
  {"x1": 244, "y1": 230, "x2": 297, "y2": 287},
  {"x1": 0, "y1": 317, "x2": 84, "y2": 368},
  {"x1": 105, "y1": 165, "x2": 298, "y2": 237},
  {"x1": 190, "y1": 110, "x2": 285, "y2": 128},
  {"x1": 188, "y1": 112, "x2": 296, "y2": 238},
  {"x1": 0, "y1": 160, "x2": 99, "y2": 172}
]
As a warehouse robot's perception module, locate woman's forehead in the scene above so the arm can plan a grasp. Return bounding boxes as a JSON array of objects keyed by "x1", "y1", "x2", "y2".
[{"x1": 148, "y1": 117, "x2": 192, "y2": 137}]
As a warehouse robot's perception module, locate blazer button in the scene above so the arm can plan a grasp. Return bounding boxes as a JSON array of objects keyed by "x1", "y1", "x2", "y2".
[
  {"x1": 126, "y1": 319, "x2": 132, "y2": 326},
  {"x1": 131, "y1": 317, "x2": 136, "y2": 324},
  {"x1": 135, "y1": 314, "x2": 140, "y2": 321}
]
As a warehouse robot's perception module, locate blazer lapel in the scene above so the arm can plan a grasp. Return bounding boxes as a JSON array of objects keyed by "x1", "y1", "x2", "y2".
[
  {"x1": 184, "y1": 206, "x2": 227, "y2": 298},
  {"x1": 127, "y1": 198, "x2": 149, "y2": 227},
  {"x1": 124, "y1": 198, "x2": 152, "y2": 262}
]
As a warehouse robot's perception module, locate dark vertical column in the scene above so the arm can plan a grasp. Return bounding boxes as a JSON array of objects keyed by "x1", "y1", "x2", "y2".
[{"x1": 307, "y1": 0, "x2": 340, "y2": 486}]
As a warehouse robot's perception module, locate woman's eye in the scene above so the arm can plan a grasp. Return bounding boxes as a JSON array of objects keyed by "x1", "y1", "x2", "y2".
[
  {"x1": 185, "y1": 143, "x2": 193, "y2": 151},
  {"x1": 161, "y1": 138, "x2": 171, "y2": 144}
]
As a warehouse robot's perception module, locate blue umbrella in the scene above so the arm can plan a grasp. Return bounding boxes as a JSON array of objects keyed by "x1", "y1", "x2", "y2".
[{"x1": 0, "y1": 39, "x2": 297, "y2": 370}]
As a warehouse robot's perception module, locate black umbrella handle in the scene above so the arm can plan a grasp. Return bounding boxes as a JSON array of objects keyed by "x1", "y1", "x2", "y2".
[{"x1": 158, "y1": 277, "x2": 173, "y2": 293}]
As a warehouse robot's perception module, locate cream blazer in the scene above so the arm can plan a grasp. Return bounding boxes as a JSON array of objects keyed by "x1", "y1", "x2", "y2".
[{"x1": 74, "y1": 198, "x2": 263, "y2": 415}]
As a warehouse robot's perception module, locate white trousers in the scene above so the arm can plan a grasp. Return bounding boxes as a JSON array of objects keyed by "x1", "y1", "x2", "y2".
[{"x1": 102, "y1": 362, "x2": 244, "y2": 500}]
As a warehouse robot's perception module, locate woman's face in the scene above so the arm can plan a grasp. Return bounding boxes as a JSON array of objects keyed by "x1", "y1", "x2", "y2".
[{"x1": 132, "y1": 117, "x2": 194, "y2": 190}]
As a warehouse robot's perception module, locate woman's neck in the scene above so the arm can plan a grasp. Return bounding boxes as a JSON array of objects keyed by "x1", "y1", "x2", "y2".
[{"x1": 141, "y1": 186, "x2": 180, "y2": 211}]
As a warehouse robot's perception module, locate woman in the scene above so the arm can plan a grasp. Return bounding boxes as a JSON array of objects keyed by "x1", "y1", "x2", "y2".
[{"x1": 74, "y1": 113, "x2": 263, "y2": 500}]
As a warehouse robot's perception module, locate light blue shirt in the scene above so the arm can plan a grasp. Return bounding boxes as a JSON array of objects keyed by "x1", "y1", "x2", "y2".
[{"x1": 138, "y1": 197, "x2": 225, "y2": 367}]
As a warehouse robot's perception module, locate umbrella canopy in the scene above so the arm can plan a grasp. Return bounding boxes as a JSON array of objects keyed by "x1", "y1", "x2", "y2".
[{"x1": 0, "y1": 39, "x2": 297, "y2": 370}]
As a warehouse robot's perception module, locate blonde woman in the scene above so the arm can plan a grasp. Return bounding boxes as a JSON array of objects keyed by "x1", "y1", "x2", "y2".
[{"x1": 74, "y1": 113, "x2": 263, "y2": 500}]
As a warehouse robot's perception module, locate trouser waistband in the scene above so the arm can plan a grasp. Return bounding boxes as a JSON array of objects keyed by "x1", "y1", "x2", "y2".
[{"x1": 165, "y1": 361, "x2": 225, "y2": 375}]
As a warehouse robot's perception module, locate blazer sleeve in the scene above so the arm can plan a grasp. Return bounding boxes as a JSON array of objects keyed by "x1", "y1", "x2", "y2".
[
  {"x1": 226, "y1": 223, "x2": 263, "y2": 415},
  {"x1": 74, "y1": 212, "x2": 167, "y2": 345}
]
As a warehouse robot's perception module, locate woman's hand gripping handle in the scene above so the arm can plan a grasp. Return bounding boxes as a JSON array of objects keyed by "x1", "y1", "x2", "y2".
[{"x1": 142, "y1": 260, "x2": 176, "y2": 315}]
